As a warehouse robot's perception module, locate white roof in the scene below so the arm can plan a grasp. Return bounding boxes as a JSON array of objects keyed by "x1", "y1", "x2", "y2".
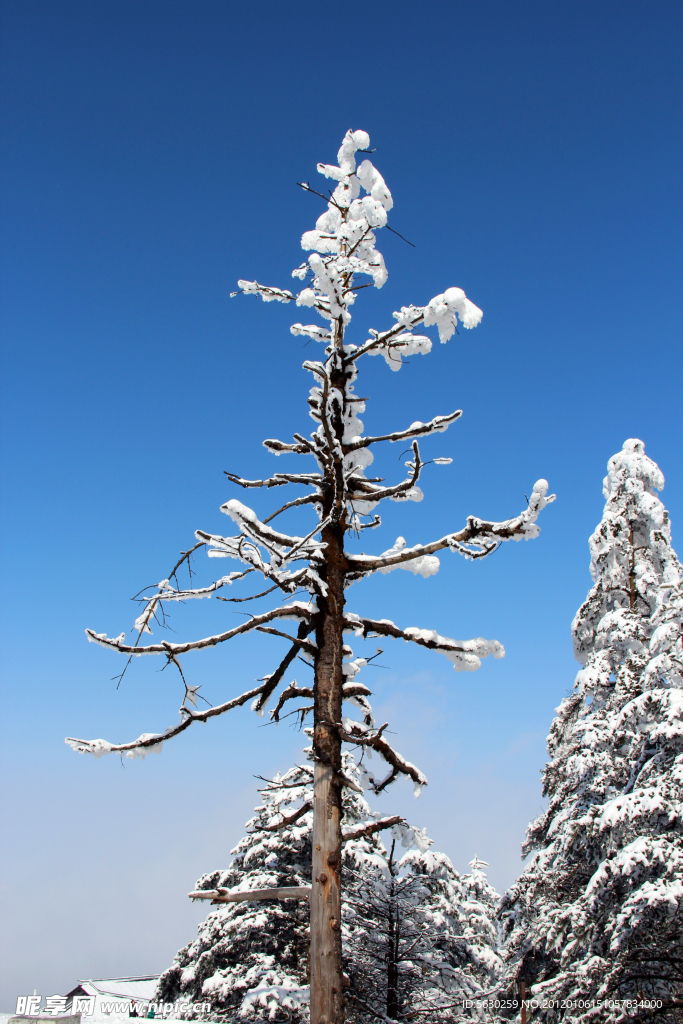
[{"x1": 78, "y1": 978, "x2": 159, "y2": 1001}]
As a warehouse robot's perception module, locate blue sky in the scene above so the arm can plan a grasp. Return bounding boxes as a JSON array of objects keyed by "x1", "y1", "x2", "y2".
[{"x1": 1, "y1": 0, "x2": 681, "y2": 1005}]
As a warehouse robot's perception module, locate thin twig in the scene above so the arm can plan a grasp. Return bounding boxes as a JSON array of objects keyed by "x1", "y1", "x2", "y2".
[{"x1": 386, "y1": 224, "x2": 415, "y2": 247}]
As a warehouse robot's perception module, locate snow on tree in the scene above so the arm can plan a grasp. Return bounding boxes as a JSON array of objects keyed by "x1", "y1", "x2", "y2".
[
  {"x1": 460, "y1": 856, "x2": 503, "y2": 982},
  {"x1": 345, "y1": 847, "x2": 503, "y2": 1023},
  {"x1": 157, "y1": 759, "x2": 315, "y2": 1022},
  {"x1": 499, "y1": 440, "x2": 683, "y2": 1022},
  {"x1": 66, "y1": 128, "x2": 554, "y2": 1024},
  {"x1": 157, "y1": 748, "x2": 430, "y2": 1021},
  {"x1": 158, "y1": 745, "x2": 503, "y2": 1023}
]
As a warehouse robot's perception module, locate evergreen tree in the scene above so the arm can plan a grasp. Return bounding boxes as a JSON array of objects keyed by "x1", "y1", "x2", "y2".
[
  {"x1": 344, "y1": 847, "x2": 503, "y2": 1022},
  {"x1": 157, "y1": 760, "x2": 314, "y2": 1021},
  {"x1": 460, "y1": 857, "x2": 503, "y2": 984},
  {"x1": 500, "y1": 440, "x2": 683, "y2": 1022},
  {"x1": 158, "y1": 749, "x2": 415, "y2": 1021},
  {"x1": 158, "y1": 749, "x2": 503, "y2": 1023}
]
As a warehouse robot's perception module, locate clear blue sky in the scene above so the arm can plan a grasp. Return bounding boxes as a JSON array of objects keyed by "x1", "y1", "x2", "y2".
[{"x1": 1, "y1": 0, "x2": 681, "y2": 1005}]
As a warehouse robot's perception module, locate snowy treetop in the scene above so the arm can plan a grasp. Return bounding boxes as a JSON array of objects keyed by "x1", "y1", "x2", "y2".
[{"x1": 603, "y1": 438, "x2": 665, "y2": 500}]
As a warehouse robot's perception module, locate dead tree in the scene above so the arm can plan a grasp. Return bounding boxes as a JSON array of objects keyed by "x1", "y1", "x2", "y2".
[{"x1": 67, "y1": 129, "x2": 555, "y2": 1024}]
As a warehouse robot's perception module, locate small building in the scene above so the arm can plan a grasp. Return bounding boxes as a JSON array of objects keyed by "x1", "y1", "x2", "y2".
[{"x1": 65, "y1": 978, "x2": 159, "y2": 1016}]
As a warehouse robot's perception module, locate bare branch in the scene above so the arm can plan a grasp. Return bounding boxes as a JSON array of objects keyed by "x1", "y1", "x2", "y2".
[
  {"x1": 342, "y1": 815, "x2": 404, "y2": 843},
  {"x1": 288, "y1": 515, "x2": 333, "y2": 560},
  {"x1": 66, "y1": 679, "x2": 270, "y2": 758},
  {"x1": 296, "y1": 179, "x2": 345, "y2": 211},
  {"x1": 86, "y1": 603, "x2": 315, "y2": 657},
  {"x1": 386, "y1": 224, "x2": 415, "y2": 247},
  {"x1": 255, "y1": 626, "x2": 318, "y2": 655},
  {"x1": 271, "y1": 681, "x2": 315, "y2": 722},
  {"x1": 275, "y1": 704, "x2": 314, "y2": 725},
  {"x1": 263, "y1": 492, "x2": 320, "y2": 523},
  {"x1": 167, "y1": 541, "x2": 207, "y2": 583},
  {"x1": 249, "y1": 799, "x2": 313, "y2": 833},
  {"x1": 114, "y1": 541, "x2": 215, "y2": 687},
  {"x1": 339, "y1": 721, "x2": 428, "y2": 794},
  {"x1": 254, "y1": 622, "x2": 315, "y2": 714},
  {"x1": 255, "y1": 765, "x2": 314, "y2": 789},
  {"x1": 217, "y1": 582, "x2": 283, "y2": 603}
]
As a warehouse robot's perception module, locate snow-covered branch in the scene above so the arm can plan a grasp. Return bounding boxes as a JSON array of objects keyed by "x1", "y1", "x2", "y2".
[
  {"x1": 221, "y1": 499, "x2": 325, "y2": 560},
  {"x1": 86, "y1": 602, "x2": 316, "y2": 657},
  {"x1": 189, "y1": 886, "x2": 312, "y2": 903},
  {"x1": 133, "y1": 572, "x2": 251, "y2": 635},
  {"x1": 345, "y1": 286, "x2": 482, "y2": 370},
  {"x1": 348, "y1": 615, "x2": 504, "y2": 673},
  {"x1": 339, "y1": 720, "x2": 428, "y2": 796},
  {"x1": 342, "y1": 815, "x2": 404, "y2": 843},
  {"x1": 344, "y1": 309, "x2": 427, "y2": 363},
  {"x1": 343, "y1": 411, "x2": 462, "y2": 452},
  {"x1": 233, "y1": 280, "x2": 296, "y2": 303},
  {"x1": 347, "y1": 440, "x2": 422, "y2": 505},
  {"x1": 225, "y1": 470, "x2": 323, "y2": 489},
  {"x1": 65, "y1": 679, "x2": 270, "y2": 759},
  {"x1": 262, "y1": 438, "x2": 312, "y2": 455},
  {"x1": 347, "y1": 479, "x2": 556, "y2": 576}
]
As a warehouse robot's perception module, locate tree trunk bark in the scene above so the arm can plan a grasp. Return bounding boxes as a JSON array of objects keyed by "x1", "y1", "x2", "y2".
[{"x1": 310, "y1": 523, "x2": 346, "y2": 1024}]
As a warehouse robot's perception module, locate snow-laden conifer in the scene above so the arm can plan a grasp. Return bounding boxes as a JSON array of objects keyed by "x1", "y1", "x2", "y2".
[
  {"x1": 345, "y1": 848, "x2": 503, "y2": 1023},
  {"x1": 157, "y1": 760, "x2": 314, "y2": 1021},
  {"x1": 500, "y1": 440, "x2": 683, "y2": 1022},
  {"x1": 157, "y1": 749, "x2": 471, "y2": 1022},
  {"x1": 460, "y1": 856, "x2": 503, "y2": 981},
  {"x1": 67, "y1": 129, "x2": 554, "y2": 1023}
]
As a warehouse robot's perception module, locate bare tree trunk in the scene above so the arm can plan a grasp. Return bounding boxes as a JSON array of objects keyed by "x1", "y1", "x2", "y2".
[{"x1": 311, "y1": 522, "x2": 346, "y2": 1024}]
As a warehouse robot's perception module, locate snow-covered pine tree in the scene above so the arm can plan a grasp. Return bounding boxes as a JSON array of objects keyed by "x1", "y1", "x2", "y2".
[
  {"x1": 157, "y1": 761, "x2": 315, "y2": 1022},
  {"x1": 66, "y1": 129, "x2": 554, "y2": 1024},
  {"x1": 158, "y1": 748, "x2": 429, "y2": 1021},
  {"x1": 344, "y1": 849, "x2": 503, "y2": 1022},
  {"x1": 460, "y1": 857, "x2": 503, "y2": 985},
  {"x1": 158, "y1": 744, "x2": 503, "y2": 1023},
  {"x1": 499, "y1": 440, "x2": 683, "y2": 1022}
]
